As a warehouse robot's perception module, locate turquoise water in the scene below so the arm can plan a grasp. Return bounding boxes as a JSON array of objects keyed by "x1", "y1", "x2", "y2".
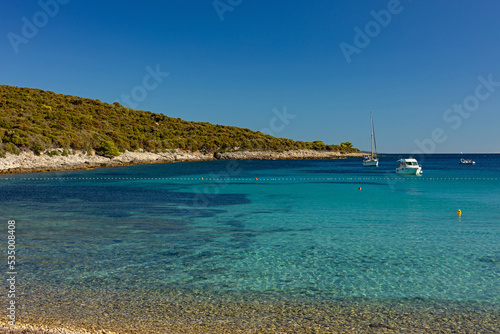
[{"x1": 1, "y1": 154, "x2": 499, "y2": 329}]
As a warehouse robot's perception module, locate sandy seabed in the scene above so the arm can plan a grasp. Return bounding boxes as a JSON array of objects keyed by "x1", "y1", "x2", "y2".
[{"x1": 1, "y1": 291, "x2": 498, "y2": 334}]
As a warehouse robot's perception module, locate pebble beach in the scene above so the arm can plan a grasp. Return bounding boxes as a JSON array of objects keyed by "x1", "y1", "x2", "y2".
[{"x1": 2, "y1": 293, "x2": 499, "y2": 333}]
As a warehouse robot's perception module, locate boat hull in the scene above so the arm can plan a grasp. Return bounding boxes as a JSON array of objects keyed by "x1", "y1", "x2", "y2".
[
  {"x1": 396, "y1": 166, "x2": 422, "y2": 175},
  {"x1": 363, "y1": 159, "x2": 379, "y2": 167}
]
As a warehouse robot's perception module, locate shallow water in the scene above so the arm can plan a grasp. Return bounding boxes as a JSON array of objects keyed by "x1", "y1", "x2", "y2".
[{"x1": 1, "y1": 154, "x2": 499, "y2": 332}]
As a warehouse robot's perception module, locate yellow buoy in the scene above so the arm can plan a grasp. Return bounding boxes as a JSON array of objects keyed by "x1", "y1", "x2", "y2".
[
  {"x1": 358, "y1": 187, "x2": 362, "y2": 191},
  {"x1": 457, "y1": 209, "x2": 462, "y2": 215}
]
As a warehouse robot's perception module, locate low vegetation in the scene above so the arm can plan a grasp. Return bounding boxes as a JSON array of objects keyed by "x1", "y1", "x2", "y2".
[{"x1": 0, "y1": 85, "x2": 359, "y2": 156}]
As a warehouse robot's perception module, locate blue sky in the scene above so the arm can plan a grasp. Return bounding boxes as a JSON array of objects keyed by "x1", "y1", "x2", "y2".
[{"x1": 2, "y1": 0, "x2": 499, "y2": 153}]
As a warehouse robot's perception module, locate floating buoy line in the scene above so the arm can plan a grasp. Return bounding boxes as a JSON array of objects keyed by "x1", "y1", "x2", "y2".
[{"x1": 0, "y1": 177, "x2": 498, "y2": 182}]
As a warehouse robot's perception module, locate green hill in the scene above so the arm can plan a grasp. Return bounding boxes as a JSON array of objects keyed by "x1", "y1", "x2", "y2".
[{"x1": 0, "y1": 85, "x2": 358, "y2": 157}]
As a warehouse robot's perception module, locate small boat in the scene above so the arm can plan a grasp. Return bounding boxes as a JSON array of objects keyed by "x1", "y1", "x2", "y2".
[
  {"x1": 363, "y1": 156, "x2": 378, "y2": 166},
  {"x1": 396, "y1": 158, "x2": 422, "y2": 175},
  {"x1": 363, "y1": 110, "x2": 378, "y2": 167},
  {"x1": 459, "y1": 158, "x2": 475, "y2": 165}
]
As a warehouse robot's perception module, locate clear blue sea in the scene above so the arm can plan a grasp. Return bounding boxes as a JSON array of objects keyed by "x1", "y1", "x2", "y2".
[{"x1": 1, "y1": 154, "x2": 499, "y2": 332}]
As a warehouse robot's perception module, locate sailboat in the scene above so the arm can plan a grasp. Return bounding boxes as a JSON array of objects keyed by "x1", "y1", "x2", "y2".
[{"x1": 362, "y1": 110, "x2": 378, "y2": 167}]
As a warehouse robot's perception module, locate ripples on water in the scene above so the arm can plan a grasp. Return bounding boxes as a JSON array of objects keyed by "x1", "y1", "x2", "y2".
[{"x1": 0, "y1": 154, "x2": 498, "y2": 332}]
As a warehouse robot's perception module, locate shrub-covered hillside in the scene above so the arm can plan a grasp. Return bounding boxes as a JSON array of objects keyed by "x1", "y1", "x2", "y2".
[{"x1": 0, "y1": 85, "x2": 359, "y2": 156}]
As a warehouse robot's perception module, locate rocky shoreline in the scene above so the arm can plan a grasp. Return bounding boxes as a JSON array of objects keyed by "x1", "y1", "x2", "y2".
[{"x1": 0, "y1": 149, "x2": 363, "y2": 174}]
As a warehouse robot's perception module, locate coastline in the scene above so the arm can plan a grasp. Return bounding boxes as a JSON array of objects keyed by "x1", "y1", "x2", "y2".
[{"x1": 0, "y1": 149, "x2": 363, "y2": 174}]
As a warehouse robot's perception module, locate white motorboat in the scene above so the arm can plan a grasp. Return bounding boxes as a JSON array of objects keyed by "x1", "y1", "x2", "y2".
[
  {"x1": 396, "y1": 158, "x2": 422, "y2": 175},
  {"x1": 363, "y1": 110, "x2": 378, "y2": 167}
]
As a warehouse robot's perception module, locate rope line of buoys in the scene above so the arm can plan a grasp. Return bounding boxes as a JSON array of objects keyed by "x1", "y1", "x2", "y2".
[{"x1": 0, "y1": 177, "x2": 498, "y2": 182}]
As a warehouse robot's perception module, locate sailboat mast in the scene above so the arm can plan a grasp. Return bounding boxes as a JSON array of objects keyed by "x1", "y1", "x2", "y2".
[
  {"x1": 370, "y1": 110, "x2": 373, "y2": 159},
  {"x1": 372, "y1": 111, "x2": 377, "y2": 157}
]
